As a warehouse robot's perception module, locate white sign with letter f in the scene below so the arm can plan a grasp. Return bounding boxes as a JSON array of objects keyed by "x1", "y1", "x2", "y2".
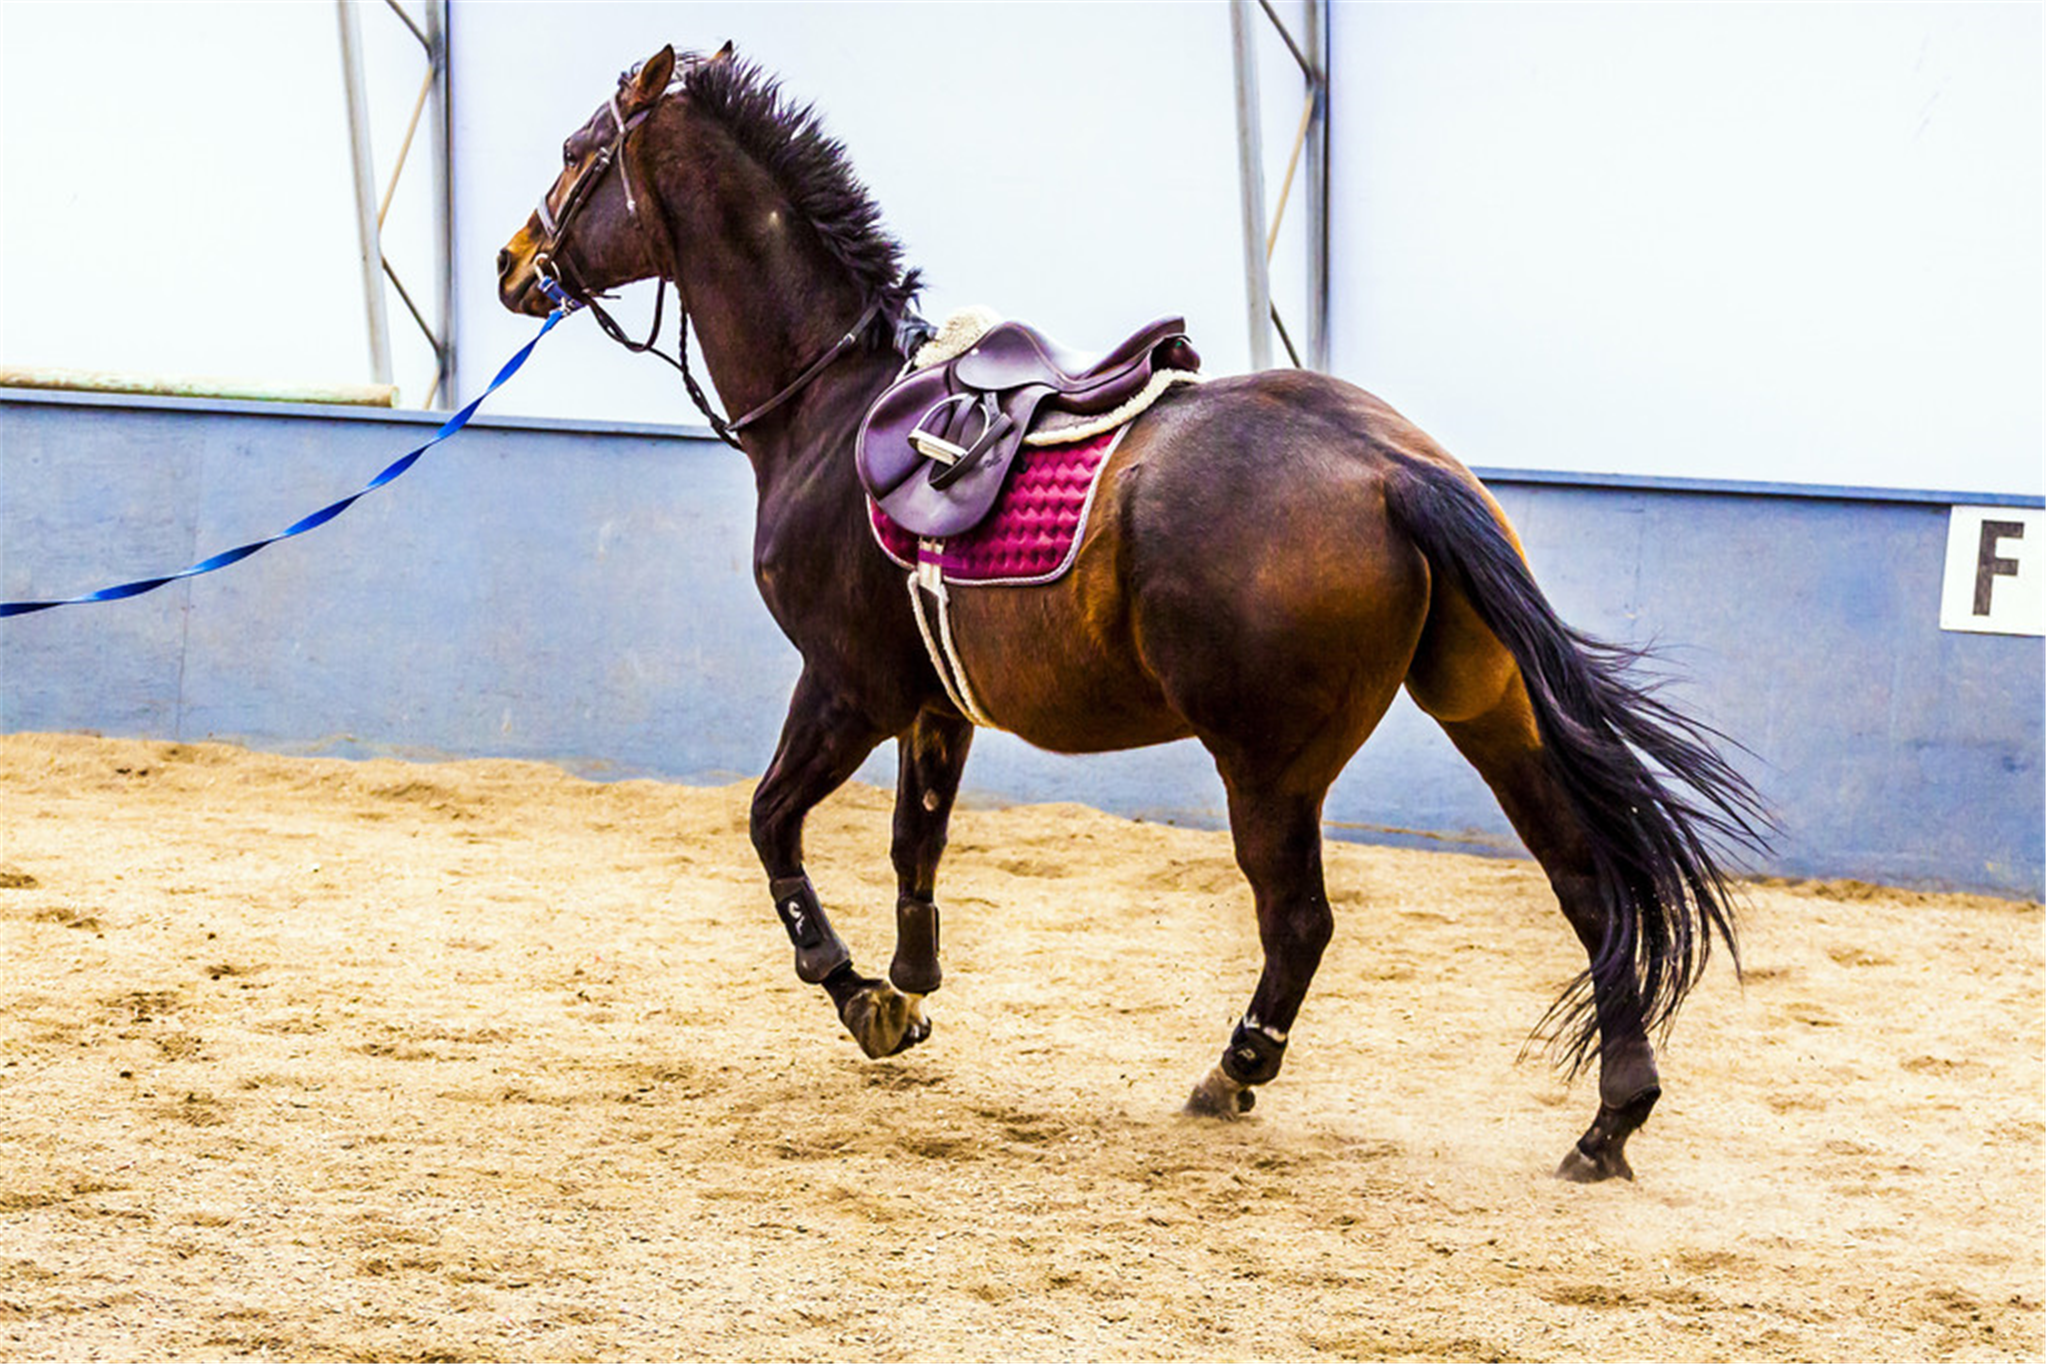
[{"x1": 1941, "y1": 507, "x2": 2045, "y2": 636}]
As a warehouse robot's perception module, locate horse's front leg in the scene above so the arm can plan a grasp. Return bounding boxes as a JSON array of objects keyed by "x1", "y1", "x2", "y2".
[
  {"x1": 750, "y1": 671, "x2": 924, "y2": 1058},
  {"x1": 887, "y1": 707, "x2": 975, "y2": 999}
]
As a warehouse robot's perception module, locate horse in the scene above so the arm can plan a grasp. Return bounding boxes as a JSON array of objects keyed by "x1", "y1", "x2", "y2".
[{"x1": 494, "y1": 44, "x2": 1769, "y2": 1182}]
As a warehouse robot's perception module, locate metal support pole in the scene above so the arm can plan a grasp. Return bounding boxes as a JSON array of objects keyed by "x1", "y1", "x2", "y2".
[
  {"x1": 337, "y1": 1, "x2": 394, "y2": 386},
  {"x1": 1230, "y1": 0, "x2": 1273, "y2": 372},
  {"x1": 1303, "y1": 0, "x2": 1329, "y2": 370},
  {"x1": 425, "y1": 0, "x2": 456, "y2": 408}
]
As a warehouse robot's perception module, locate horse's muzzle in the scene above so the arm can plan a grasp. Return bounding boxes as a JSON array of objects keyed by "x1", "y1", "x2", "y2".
[{"x1": 496, "y1": 228, "x2": 552, "y2": 317}]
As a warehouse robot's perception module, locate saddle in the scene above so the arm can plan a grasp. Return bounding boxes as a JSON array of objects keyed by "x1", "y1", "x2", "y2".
[{"x1": 857, "y1": 316, "x2": 1199, "y2": 539}]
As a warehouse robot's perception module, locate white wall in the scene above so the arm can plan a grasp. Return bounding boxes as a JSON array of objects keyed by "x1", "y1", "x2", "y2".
[
  {"x1": 4, "y1": 4, "x2": 2037, "y2": 495},
  {"x1": 1329, "y1": 3, "x2": 2042, "y2": 494},
  {"x1": 0, "y1": 2, "x2": 443, "y2": 400},
  {"x1": 448, "y1": 1, "x2": 1271, "y2": 434}
]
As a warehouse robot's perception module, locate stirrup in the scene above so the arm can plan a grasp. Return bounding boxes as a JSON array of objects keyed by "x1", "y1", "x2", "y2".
[{"x1": 909, "y1": 392, "x2": 995, "y2": 467}]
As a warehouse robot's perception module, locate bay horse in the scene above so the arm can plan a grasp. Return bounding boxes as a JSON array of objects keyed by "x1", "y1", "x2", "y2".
[{"x1": 495, "y1": 45, "x2": 1768, "y2": 1181}]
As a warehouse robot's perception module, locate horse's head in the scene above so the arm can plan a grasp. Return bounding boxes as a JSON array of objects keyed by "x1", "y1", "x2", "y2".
[{"x1": 497, "y1": 43, "x2": 719, "y2": 316}]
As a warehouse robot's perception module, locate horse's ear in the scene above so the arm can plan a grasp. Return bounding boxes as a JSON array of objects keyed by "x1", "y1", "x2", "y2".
[
  {"x1": 711, "y1": 40, "x2": 735, "y2": 63},
  {"x1": 625, "y1": 45, "x2": 677, "y2": 111}
]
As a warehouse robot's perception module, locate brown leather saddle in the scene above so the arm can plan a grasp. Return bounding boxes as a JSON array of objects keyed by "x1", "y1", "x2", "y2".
[{"x1": 857, "y1": 317, "x2": 1199, "y2": 539}]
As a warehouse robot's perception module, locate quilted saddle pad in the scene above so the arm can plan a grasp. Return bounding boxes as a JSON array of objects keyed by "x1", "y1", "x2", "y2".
[{"x1": 867, "y1": 424, "x2": 1127, "y2": 586}]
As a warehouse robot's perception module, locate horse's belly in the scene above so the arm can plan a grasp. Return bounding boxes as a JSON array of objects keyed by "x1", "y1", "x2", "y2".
[{"x1": 944, "y1": 556, "x2": 1191, "y2": 754}]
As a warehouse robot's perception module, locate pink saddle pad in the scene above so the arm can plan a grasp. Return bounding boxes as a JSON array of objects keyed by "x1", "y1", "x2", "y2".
[{"x1": 867, "y1": 425, "x2": 1126, "y2": 585}]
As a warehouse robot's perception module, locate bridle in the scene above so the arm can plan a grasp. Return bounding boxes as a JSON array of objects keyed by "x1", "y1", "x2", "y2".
[
  {"x1": 534, "y1": 89, "x2": 653, "y2": 272},
  {"x1": 530, "y1": 66, "x2": 883, "y2": 451}
]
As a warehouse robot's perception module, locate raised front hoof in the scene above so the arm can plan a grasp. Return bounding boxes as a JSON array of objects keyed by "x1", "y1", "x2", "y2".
[
  {"x1": 1183, "y1": 1065, "x2": 1256, "y2": 1118},
  {"x1": 837, "y1": 981, "x2": 931, "y2": 1059},
  {"x1": 1555, "y1": 1141, "x2": 1634, "y2": 1183}
]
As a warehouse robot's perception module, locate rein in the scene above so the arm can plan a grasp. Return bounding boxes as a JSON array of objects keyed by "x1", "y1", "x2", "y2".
[{"x1": 533, "y1": 77, "x2": 882, "y2": 451}]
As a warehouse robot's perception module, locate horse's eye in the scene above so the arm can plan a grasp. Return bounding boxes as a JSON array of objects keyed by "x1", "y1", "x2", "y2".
[{"x1": 562, "y1": 142, "x2": 575, "y2": 165}]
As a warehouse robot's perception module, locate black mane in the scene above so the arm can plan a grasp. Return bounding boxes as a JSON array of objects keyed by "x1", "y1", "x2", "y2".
[{"x1": 681, "y1": 55, "x2": 922, "y2": 331}]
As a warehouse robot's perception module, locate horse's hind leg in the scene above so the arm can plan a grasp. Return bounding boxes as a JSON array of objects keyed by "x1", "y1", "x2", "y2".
[
  {"x1": 1450, "y1": 703, "x2": 1661, "y2": 1179},
  {"x1": 1408, "y1": 616, "x2": 1661, "y2": 1180},
  {"x1": 1150, "y1": 500, "x2": 1426, "y2": 1119},
  {"x1": 1184, "y1": 779, "x2": 1336, "y2": 1117}
]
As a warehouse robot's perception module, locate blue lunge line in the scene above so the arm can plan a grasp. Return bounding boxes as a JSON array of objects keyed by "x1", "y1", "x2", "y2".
[{"x1": 1, "y1": 305, "x2": 571, "y2": 619}]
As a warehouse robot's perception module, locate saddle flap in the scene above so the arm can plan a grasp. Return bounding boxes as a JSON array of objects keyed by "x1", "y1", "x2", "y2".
[
  {"x1": 856, "y1": 366, "x2": 1034, "y2": 539},
  {"x1": 856, "y1": 367, "x2": 957, "y2": 498}
]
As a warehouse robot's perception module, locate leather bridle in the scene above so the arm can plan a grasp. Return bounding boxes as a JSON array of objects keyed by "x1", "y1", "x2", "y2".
[
  {"x1": 532, "y1": 87, "x2": 653, "y2": 297},
  {"x1": 531, "y1": 67, "x2": 883, "y2": 451}
]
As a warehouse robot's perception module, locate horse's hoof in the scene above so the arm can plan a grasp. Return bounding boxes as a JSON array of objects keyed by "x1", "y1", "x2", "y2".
[
  {"x1": 1556, "y1": 1088, "x2": 1654, "y2": 1182},
  {"x1": 1555, "y1": 1141, "x2": 1634, "y2": 1183},
  {"x1": 1183, "y1": 1064, "x2": 1256, "y2": 1117},
  {"x1": 837, "y1": 982, "x2": 930, "y2": 1059}
]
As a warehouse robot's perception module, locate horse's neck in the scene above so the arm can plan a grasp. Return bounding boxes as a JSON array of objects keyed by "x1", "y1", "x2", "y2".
[
  {"x1": 742, "y1": 348, "x2": 905, "y2": 633},
  {"x1": 661, "y1": 188, "x2": 871, "y2": 438},
  {"x1": 652, "y1": 175, "x2": 901, "y2": 547},
  {"x1": 669, "y1": 256, "x2": 888, "y2": 484},
  {"x1": 749, "y1": 348, "x2": 900, "y2": 512}
]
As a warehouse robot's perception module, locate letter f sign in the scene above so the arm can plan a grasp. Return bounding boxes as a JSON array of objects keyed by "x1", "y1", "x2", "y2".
[{"x1": 1942, "y1": 507, "x2": 2045, "y2": 636}]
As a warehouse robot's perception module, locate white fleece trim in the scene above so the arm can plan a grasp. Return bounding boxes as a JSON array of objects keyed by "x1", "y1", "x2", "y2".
[
  {"x1": 1023, "y1": 368, "x2": 1202, "y2": 446},
  {"x1": 911, "y1": 306, "x2": 1005, "y2": 370}
]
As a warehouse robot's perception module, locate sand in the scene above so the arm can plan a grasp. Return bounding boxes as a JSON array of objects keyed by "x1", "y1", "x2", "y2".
[{"x1": 0, "y1": 732, "x2": 2038, "y2": 1361}]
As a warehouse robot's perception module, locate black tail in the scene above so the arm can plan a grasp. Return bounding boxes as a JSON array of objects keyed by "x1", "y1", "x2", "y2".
[{"x1": 1382, "y1": 459, "x2": 1773, "y2": 1074}]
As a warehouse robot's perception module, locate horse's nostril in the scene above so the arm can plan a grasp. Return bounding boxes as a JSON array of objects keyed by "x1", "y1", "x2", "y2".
[{"x1": 496, "y1": 249, "x2": 512, "y2": 276}]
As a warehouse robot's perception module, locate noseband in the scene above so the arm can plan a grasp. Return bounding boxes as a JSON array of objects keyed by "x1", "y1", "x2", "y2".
[{"x1": 531, "y1": 70, "x2": 884, "y2": 451}]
